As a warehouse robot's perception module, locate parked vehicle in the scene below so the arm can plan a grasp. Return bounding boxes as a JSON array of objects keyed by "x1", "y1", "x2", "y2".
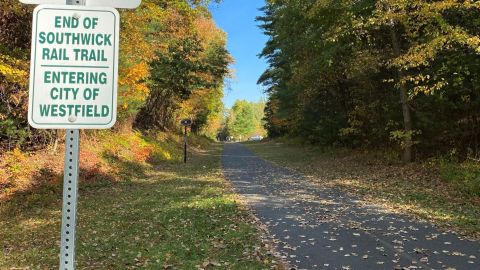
[{"x1": 248, "y1": 135, "x2": 263, "y2": 141}]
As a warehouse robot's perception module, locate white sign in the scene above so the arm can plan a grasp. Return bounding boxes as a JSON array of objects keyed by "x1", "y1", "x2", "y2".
[
  {"x1": 19, "y1": 0, "x2": 141, "y2": 9},
  {"x1": 28, "y1": 5, "x2": 119, "y2": 129}
]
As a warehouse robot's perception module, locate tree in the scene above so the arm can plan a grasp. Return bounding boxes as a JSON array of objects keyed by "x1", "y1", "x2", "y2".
[
  {"x1": 227, "y1": 100, "x2": 256, "y2": 139},
  {"x1": 258, "y1": 0, "x2": 480, "y2": 160},
  {"x1": 133, "y1": 2, "x2": 230, "y2": 132},
  {"x1": 0, "y1": 0, "x2": 231, "y2": 151},
  {"x1": 0, "y1": 1, "x2": 55, "y2": 150}
]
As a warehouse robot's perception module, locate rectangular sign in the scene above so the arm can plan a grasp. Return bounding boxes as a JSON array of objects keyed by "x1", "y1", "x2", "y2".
[
  {"x1": 28, "y1": 5, "x2": 119, "y2": 129},
  {"x1": 19, "y1": 0, "x2": 141, "y2": 9}
]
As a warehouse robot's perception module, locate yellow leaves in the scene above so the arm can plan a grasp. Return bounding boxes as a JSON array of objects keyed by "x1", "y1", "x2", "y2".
[
  {"x1": 10, "y1": 147, "x2": 27, "y2": 162},
  {"x1": 412, "y1": 81, "x2": 449, "y2": 96},
  {"x1": 466, "y1": 36, "x2": 480, "y2": 54},
  {"x1": 374, "y1": 1, "x2": 480, "y2": 98},
  {"x1": 194, "y1": 17, "x2": 226, "y2": 49},
  {"x1": 117, "y1": 2, "x2": 169, "y2": 108},
  {"x1": 118, "y1": 1, "x2": 216, "y2": 115},
  {"x1": 392, "y1": 26, "x2": 479, "y2": 71},
  {"x1": 116, "y1": 0, "x2": 228, "y2": 127},
  {"x1": 428, "y1": 0, "x2": 480, "y2": 12},
  {"x1": 119, "y1": 61, "x2": 150, "y2": 103},
  {"x1": 427, "y1": 0, "x2": 459, "y2": 12},
  {"x1": 396, "y1": 73, "x2": 448, "y2": 96},
  {"x1": 120, "y1": 10, "x2": 156, "y2": 62},
  {"x1": 0, "y1": 54, "x2": 28, "y2": 86},
  {"x1": 118, "y1": 61, "x2": 150, "y2": 102},
  {"x1": 0, "y1": 147, "x2": 33, "y2": 190},
  {"x1": 400, "y1": 74, "x2": 430, "y2": 86},
  {"x1": 377, "y1": 0, "x2": 480, "y2": 72},
  {"x1": 119, "y1": 62, "x2": 149, "y2": 87},
  {"x1": 135, "y1": 83, "x2": 149, "y2": 96},
  {"x1": 0, "y1": 54, "x2": 29, "y2": 116}
]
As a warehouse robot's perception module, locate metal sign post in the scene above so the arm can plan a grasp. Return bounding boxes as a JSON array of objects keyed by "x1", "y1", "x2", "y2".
[
  {"x1": 181, "y1": 119, "x2": 192, "y2": 163},
  {"x1": 59, "y1": 1, "x2": 83, "y2": 269},
  {"x1": 19, "y1": 0, "x2": 139, "y2": 269},
  {"x1": 184, "y1": 125, "x2": 188, "y2": 163},
  {"x1": 59, "y1": 130, "x2": 80, "y2": 269},
  {"x1": 28, "y1": 2, "x2": 120, "y2": 266}
]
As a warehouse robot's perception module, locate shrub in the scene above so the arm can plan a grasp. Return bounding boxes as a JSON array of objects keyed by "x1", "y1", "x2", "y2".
[{"x1": 439, "y1": 160, "x2": 480, "y2": 196}]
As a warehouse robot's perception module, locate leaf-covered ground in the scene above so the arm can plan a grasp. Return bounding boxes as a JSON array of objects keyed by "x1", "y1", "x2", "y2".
[
  {"x1": 0, "y1": 132, "x2": 282, "y2": 269},
  {"x1": 245, "y1": 141, "x2": 480, "y2": 239},
  {"x1": 223, "y1": 143, "x2": 480, "y2": 270}
]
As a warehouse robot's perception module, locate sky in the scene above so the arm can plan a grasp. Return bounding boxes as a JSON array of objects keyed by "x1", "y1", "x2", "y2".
[{"x1": 209, "y1": 0, "x2": 269, "y2": 109}]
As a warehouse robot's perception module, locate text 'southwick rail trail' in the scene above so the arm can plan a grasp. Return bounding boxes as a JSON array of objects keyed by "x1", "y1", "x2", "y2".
[{"x1": 28, "y1": 5, "x2": 119, "y2": 129}]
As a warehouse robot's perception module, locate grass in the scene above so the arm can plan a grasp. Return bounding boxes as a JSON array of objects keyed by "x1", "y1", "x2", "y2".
[
  {"x1": 439, "y1": 159, "x2": 480, "y2": 196},
  {"x1": 0, "y1": 131, "x2": 280, "y2": 270},
  {"x1": 244, "y1": 140, "x2": 480, "y2": 239}
]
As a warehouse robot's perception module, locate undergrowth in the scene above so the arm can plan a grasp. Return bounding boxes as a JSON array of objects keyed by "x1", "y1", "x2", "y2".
[
  {"x1": 0, "y1": 130, "x2": 280, "y2": 269},
  {"x1": 439, "y1": 159, "x2": 480, "y2": 196},
  {"x1": 0, "y1": 129, "x2": 208, "y2": 200}
]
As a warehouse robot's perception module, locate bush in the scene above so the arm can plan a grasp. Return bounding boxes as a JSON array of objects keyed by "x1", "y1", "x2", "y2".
[{"x1": 439, "y1": 160, "x2": 480, "y2": 196}]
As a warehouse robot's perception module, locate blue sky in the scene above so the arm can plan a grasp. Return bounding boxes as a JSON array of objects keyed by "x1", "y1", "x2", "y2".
[{"x1": 209, "y1": 0, "x2": 268, "y2": 109}]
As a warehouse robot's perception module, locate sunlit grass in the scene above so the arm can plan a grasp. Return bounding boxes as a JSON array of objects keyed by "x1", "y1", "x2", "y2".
[{"x1": 0, "y1": 136, "x2": 279, "y2": 269}]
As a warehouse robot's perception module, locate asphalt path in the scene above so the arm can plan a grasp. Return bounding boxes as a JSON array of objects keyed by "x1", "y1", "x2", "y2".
[{"x1": 221, "y1": 143, "x2": 480, "y2": 270}]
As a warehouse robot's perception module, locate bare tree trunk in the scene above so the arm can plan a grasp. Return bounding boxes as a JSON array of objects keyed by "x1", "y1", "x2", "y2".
[
  {"x1": 51, "y1": 129, "x2": 59, "y2": 153},
  {"x1": 389, "y1": 23, "x2": 413, "y2": 163},
  {"x1": 135, "y1": 88, "x2": 177, "y2": 131}
]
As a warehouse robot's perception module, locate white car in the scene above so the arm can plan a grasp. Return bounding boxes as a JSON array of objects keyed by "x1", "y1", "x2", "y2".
[{"x1": 248, "y1": 135, "x2": 263, "y2": 141}]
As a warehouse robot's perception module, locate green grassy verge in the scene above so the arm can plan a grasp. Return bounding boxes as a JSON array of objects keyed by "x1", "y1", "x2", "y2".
[
  {"x1": 245, "y1": 140, "x2": 480, "y2": 238},
  {"x1": 0, "y1": 133, "x2": 279, "y2": 269}
]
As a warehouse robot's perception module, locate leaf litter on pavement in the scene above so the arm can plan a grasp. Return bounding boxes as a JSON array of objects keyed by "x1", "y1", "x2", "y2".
[{"x1": 220, "y1": 143, "x2": 480, "y2": 270}]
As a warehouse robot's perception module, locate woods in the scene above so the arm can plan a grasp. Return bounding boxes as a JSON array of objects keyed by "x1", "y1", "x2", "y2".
[
  {"x1": 1, "y1": 1, "x2": 480, "y2": 269},
  {"x1": 220, "y1": 100, "x2": 266, "y2": 141},
  {"x1": 0, "y1": 2, "x2": 283, "y2": 268},
  {"x1": 0, "y1": 0, "x2": 230, "y2": 152},
  {"x1": 258, "y1": 0, "x2": 480, "y2": 162}
]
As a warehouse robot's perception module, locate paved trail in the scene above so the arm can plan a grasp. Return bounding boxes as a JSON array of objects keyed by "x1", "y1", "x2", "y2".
[{"x1": 221, "y1": 143, "x2": 480, "y2": 270}]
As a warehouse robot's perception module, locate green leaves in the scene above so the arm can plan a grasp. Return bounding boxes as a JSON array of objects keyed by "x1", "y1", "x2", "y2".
[
  {"x1": 132, "y1": 1, "x2": 231, "y2": 132},
  {"x1": 222, "y1": 100, "x2": 266, "y2": 139},
  {"x1": 258, "y1": 0, "x2": 480, "y2": 158}
]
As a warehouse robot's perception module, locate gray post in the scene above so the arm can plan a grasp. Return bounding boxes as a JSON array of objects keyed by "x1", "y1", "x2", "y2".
[
  {"x1": 184, "y1": 125, "x2": 187, "y2": 163},
  {"x1": 59, "y1": 3, "x2": 85, "y2": 270},
  {"x1": 59, "y1": 130, "x2": 81, "y2": 270}
]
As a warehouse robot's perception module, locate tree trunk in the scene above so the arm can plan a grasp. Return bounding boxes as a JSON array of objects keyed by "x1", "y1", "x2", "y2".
[
  {"x1": 134, "y1": 88, "x2": 177, "y2": 131},
  {"x1": 51, "y1": 129, "x2": 59, "y2": 154},
  {"x1": 389, "y1": 22, "x2": 413, "y2": 163}
]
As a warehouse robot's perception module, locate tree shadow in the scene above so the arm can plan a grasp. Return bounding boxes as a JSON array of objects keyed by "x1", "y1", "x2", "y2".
[
  {"x1": 0, "y1": 170, "x2": 271, "y2": 269},
  {"x1": 101, "y1": 151, "x2": 149, "y2": 181},
  {"x1": 0, "y1": 163, "x2": 119, "y2": 216}
]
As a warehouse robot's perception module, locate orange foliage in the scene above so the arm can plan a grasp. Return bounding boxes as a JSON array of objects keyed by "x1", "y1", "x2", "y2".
[
  {"x1": 0, "y1": 130, "x2": 165, "y2": 200},
  {"x1": 119, "y1": 62, "x2": 150, "y2": 99},
  {"x1": 194, "y1": 16, "x2": 225, "y2": 50}
]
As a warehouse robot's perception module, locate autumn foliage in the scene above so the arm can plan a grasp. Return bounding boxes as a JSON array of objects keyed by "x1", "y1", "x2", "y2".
[
  {"x1": 259, "y1": 0, "x2": 480, "y2": 161},
  {"x1": 0, "y1": 0, "x2": 230, "y2": 152}
]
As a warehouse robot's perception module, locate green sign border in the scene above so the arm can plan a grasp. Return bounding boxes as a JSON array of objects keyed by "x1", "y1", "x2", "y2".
[{"x1": 30, "y1": 7, "x2": 117, "y2": 126}]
